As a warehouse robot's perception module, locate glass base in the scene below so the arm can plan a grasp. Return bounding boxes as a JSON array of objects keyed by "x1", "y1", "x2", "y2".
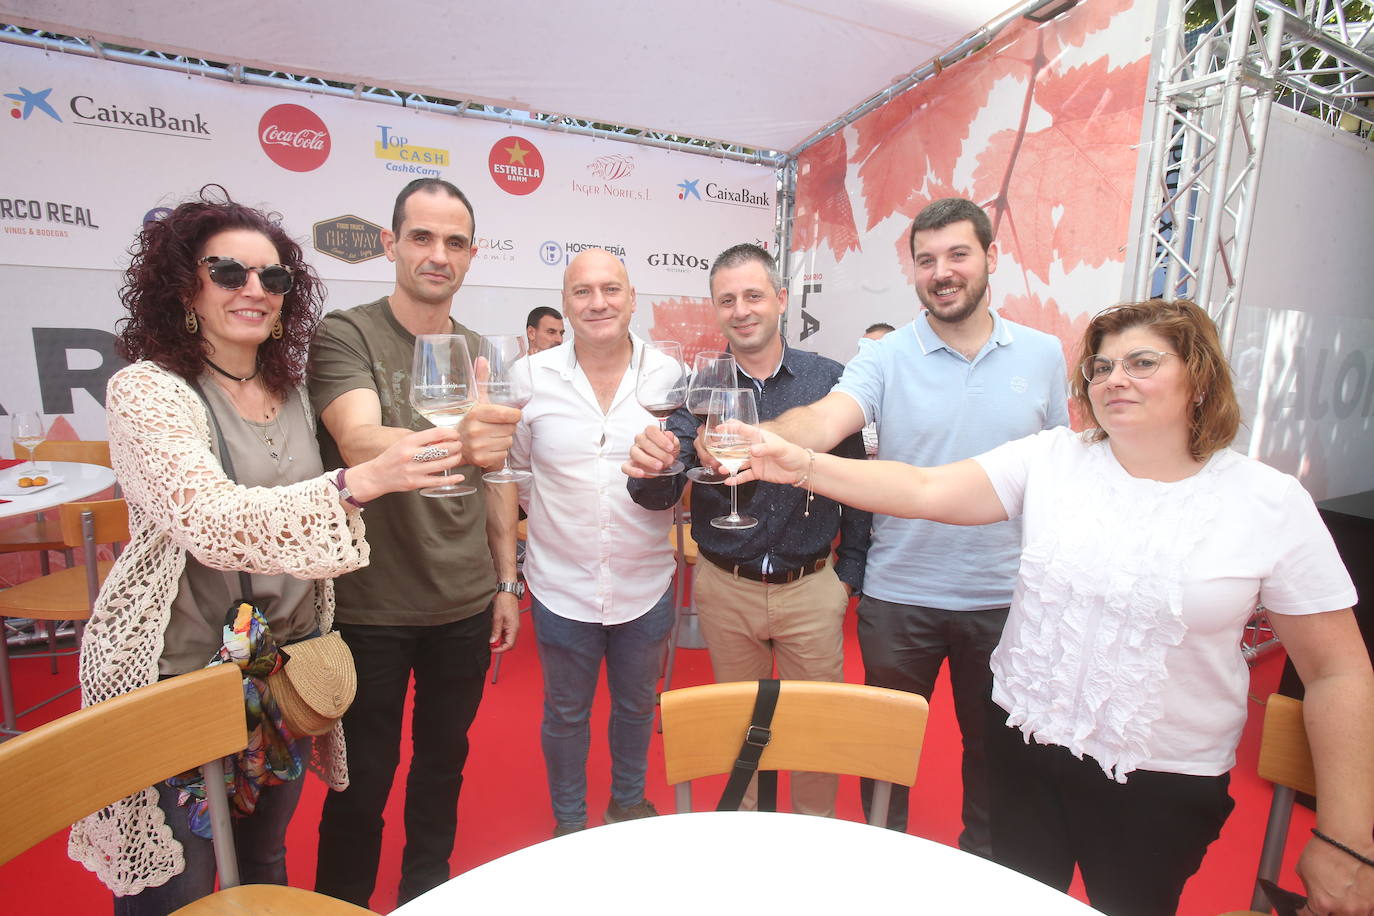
[
  {"x1": 482, "y1": 468, "x2": 532, "y2": 484},
  {"x1": 686, "y1": 466, "x2": 728, "y2": 485},
  {"x1": 642, "y1": 460, "x2": 685, "y2": 477},
  {"x1": 420, "y1": 483, "x2": 476, "y2": 497},
  {"x1": 710, "y1": 513, "x2": 758, "y2": 530}
]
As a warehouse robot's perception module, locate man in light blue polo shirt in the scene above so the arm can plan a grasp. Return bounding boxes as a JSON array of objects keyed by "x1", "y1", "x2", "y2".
[{"x1": 762, "y1": 198, "x2": 1068, "y2": 854}]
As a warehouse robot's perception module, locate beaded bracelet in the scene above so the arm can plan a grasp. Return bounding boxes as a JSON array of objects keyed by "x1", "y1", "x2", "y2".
[
  {"x1": 792, "y1": 448, "x2": 816, "y2": 518},
  {"x1": 1312, "y1": 828, "x2": 1374, "y2": 868}
]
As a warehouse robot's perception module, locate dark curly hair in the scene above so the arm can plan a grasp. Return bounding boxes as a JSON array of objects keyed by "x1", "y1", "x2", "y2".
[{"x1": 114, "y1": 185, "x2": 324, "y2": 397}]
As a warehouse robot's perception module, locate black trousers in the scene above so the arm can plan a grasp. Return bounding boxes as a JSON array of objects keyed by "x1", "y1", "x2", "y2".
[
  {"x1": 315, "y1": 611, "x2": 491, "y2": 907},
  {"x1": 985, "y1": 698, "x2": 1234, "y2": 916}
]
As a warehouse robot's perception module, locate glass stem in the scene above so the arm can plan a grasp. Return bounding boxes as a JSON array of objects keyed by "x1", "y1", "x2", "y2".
[{"x1": 729, "y1": 478, "x2": 739, "y2": 520}]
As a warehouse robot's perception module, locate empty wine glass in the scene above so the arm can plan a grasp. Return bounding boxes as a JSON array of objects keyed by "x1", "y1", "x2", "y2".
[
  {"x1": 685, "y1": 351, "x2": 738, "y2": 485},
  {"x1": 410, "y1": 334, "x2": 476, "y2": 497},
  {"x1": 11, "y1": 412, "x2": 45, "y2": 472},
  {"x1": 705, "y1": 388, "x2": 759, "y2": 530},
  {"x1": 478, "y1": 334, "x2": 533, "y2": 484},
  {"x1": 635, "y1": 340, "x2": 688, "y2": 477}
]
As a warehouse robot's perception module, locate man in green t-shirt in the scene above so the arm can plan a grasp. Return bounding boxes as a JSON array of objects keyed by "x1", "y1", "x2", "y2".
[{"x1": 309, "y1": 178, "x2": 521, "y2": 908}]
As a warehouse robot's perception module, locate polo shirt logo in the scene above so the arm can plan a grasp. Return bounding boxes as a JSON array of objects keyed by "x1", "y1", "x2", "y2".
[{"x1": 1010, "y1": 376, "x2": 1029, "y2": 394}]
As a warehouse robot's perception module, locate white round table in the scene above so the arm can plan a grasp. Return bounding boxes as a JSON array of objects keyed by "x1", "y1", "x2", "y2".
[
  {"x1": 0, "y1": 461, "x2": 117, "y2": 520},
  {"x1": 392, "y1": 811, "x2": 1099, "y2": 914}
]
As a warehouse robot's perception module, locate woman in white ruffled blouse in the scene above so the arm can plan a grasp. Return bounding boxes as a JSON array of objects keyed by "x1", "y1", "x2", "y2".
[
  {"x1": 734, "y1": 300, "x2": 1373, "y2": 916},
  {"x1": 68, "y1": 188, "x2": 465, "y2": 914}
]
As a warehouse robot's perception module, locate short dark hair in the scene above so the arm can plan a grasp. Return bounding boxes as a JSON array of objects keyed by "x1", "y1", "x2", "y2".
[
  {"x1": 908, "y1": 198, "x2": 993, "y2": 258},
  {"x1": 526, "y1": 306, "x2": 563, "y2": 330},
  {"x1": 708, "y1": 243, "x2": 784, "y2": 296},
  {"x1": 114, "y1": 185, "x2": 323, "y2": 397},
  {"x1": 1071, "y1": 299, "x2": 1241, "y2": 461},
  {"x1": 391, "y1": 178, "x2": 476, "y2": 238},
  {"x1": 864, "y1": 322, "x2": 896, "y2": 335}
]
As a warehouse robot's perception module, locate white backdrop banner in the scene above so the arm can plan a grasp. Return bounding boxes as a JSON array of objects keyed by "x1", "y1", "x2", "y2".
[{"x1": 0, "y1": 42, "x2": 774, "y2": 437}]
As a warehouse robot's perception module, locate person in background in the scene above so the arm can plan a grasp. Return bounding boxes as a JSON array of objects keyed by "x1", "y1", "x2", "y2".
[
  {"x1": 70, "y1": 187, "x2": 460, "y2": 915},
  {"x1": 856, "y1": 323, "x2": 894, "y2": 457},
  {"x1": 526, "y1": 305, "x2": 566, "y2": 354},
  {"x1": 757, "y1": 198, "x2": 1068, "y2": 851},
  {"x1": 624, "y1": 243, "x2": 869, "y2": 816},
  {"x1": 734, "y1": 299, "x2": 1374, "y2": 916},
  {"x1": 309, "y1": 178, "x2": 520, "y2": 907},
  {"x1": 510, "y1": 249, "x2": 676, "y2": 837}
]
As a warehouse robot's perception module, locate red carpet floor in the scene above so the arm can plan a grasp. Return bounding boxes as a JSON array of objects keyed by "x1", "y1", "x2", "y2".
[{"x1": 1, "y1": 599, "x2": 1311, "y2": 914}]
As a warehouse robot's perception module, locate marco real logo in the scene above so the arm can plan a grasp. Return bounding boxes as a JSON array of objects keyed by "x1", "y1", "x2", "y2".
[
  {"x1": 259, "y1": 104, "x2": 330, "y2": 172},
  {"x1": 489, "y1": 136, "x2": 544, "y2": 195},
  {"x1": 677, "y1": 179, "x2": 770, "y2": 210},
  {"x1": 375, "y1": 124, "x2": 449, "y2": 178}
]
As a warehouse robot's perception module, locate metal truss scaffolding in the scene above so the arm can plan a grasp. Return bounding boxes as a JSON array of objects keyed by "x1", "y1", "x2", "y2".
[{"x1": 1132, "y1": 0, "x2": 1374, "y2": 353}]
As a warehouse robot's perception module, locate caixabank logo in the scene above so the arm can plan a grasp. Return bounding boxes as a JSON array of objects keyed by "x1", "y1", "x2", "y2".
[
  {"x1": 259, "y1": 104, "x2": 330, "y2": 172},
  {"x1": 489, "y1": 136, "x2": 545, "y2": 195},
  {"x1": 676, "y1": 179, "x2": 770, "y2": 210},
  {"x1": 5, "y1": 86, "x2": 62, "y2": 122}
]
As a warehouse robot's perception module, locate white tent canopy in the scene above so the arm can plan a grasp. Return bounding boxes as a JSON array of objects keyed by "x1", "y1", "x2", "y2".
[{"x1": 0, "y1": 0, "x2": 1014, "y2": 153}]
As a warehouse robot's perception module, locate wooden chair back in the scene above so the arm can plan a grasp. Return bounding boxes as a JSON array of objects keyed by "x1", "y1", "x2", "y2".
[
  {"x1": 661, "y1": 680, "x2": 928, "y2": 788},
  {"x1": 57, "y1": 499, "x2": 129, "y2": 550},
  {"x1": 1257, "y1": 693, "x2": 1316, "y2": 796},
  {"x1": 32, "y1": 439, "x2": 112, "y2": 468},
  {"x1": 0, "y1": 665, "x2": 245, "y2": 866}
]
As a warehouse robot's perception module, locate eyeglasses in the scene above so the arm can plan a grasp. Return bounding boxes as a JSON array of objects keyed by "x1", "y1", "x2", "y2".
[
  {"x1": 1081, "y1": 348, "x2": 1175, "y2": 384},
  {"x1": 198, "y1": 256, "x2": 294, "y2": 295}
]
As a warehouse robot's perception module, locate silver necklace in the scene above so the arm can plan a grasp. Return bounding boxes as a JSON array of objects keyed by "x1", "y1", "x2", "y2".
[{"x1": 250, "y1": 410, "x2": 291, "y2": 462}]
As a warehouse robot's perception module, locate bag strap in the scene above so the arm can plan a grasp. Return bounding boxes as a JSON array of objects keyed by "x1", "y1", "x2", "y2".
[
  {"x1": 716, "y1": 678, "x2": 780, "y2": 813},
  {"x1": 188, "y1": 377, "x2": 254, "y2": 601}
]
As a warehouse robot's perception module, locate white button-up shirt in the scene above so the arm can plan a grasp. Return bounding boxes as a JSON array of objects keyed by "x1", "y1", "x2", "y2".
[{"x1": 511, "y1": 334, "x2": 676, "y2": 624}]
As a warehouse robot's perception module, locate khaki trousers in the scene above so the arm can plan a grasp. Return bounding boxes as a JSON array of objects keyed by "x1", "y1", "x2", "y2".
[{"x1": 692, "y1": 558, "x2": 849, "y2": 816}]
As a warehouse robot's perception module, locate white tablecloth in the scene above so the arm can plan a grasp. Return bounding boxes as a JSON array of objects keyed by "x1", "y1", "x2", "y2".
[
  {"x1": 0, "y1": 461, "x2": 117, "y2": 520},
  {"x1": 392, "y1": 811, "x2": 1098, "y2": 914}
]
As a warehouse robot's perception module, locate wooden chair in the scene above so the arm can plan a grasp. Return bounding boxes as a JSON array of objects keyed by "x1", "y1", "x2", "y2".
[
  {"x1": 660, "y1": 680, "x2": 929, "y2": 825},
  {"x1": 0, "y1": 499, "x2": 127, "y2": 734},
  {"x1": 1218, "y1": 693, "x2": 1317, "y2": 916},
  {"x1": 0, "y1": 664, "x2": 375, "y2": 914}
]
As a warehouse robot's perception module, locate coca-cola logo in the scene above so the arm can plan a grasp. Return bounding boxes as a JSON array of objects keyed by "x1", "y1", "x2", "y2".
[{"x1": 258, "y1": 104, "x2": 331, "y2": 172}]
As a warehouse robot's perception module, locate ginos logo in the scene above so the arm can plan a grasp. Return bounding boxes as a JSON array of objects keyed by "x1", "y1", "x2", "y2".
[{"x1": 258, "y1": 104, "x2": 331, "y2": 172}]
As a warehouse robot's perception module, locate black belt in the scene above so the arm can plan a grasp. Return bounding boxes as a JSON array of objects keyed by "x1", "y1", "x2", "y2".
[{"x1": 699, "y1": 548, "x2": 829, "y2": 585}]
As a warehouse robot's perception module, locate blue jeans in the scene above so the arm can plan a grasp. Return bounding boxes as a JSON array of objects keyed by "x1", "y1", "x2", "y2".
[
  {"x1": 532, "y1": 585, "x2": 674, "y2": 827},
  {"x1": 114, "y1": 740, "x2": 309, "y2": 916}
]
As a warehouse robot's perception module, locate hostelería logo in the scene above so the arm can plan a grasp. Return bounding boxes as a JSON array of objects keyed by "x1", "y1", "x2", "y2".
[
  {"x1": 489, "y1": 136, "x2": 544, "y2": 195},
  {"x1": 259, "y1": 104, "x2": 330, "y2": 172}
]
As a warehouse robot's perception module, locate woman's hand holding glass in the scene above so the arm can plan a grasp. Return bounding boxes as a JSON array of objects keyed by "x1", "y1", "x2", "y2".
[
  {"x1": 704, "y1": 388, "x2": 761, "y2": 530},
  {"x1": 341, "y1": 427, "x2": 467, "y2": 504}
]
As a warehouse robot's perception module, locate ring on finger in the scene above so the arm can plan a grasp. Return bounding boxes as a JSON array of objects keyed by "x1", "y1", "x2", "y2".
[{"x1": 413, "y1": 445, "x2": 451, "y2": 462}]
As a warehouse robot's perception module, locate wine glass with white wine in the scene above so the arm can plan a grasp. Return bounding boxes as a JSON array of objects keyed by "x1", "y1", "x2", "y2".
[
  {"x1": 11, "y1": 411, "x2": 45, "y2": 473},
  {"x1": 685, "y1": 350, "x2": 737, "y2": 485},
  {"x1": 477, "y1": 334, "x2": 533, "y2": 484},
  {"x1": 704, "y1": 388, "x2": 759, "y2": 530},
  {"x1": 635, "y1": 340, "x2": 688, "y2": 477},
  {"x1": 410, "y1": 334, "x2": 476, "y2": 498}
]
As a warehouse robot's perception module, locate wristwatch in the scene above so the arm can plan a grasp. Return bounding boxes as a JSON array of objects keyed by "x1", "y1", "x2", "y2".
[{"x1": 496, "y1": 580, "x2": 525, "y2": 599}]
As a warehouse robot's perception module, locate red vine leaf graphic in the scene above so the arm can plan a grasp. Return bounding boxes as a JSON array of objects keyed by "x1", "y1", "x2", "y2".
[
  {"x1": 649, "y1": 296, "x2": 727, "y2": 363},
  {"x1": 973, "y1": 56, "x2": 1150, "y2": 283},
  {"x1": 792, "y1": 132, "x2": 860, "y2": 261},
  {"x1": 849, "y1": 51, "x2": 1019, "y2": 234},
  {"x1": 999, "y1": 291, "x2": 1092, "y2": 430}
]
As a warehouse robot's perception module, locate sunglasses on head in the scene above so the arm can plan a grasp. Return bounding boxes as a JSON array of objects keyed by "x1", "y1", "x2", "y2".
[{"x1": 198, "y1": 256, "x2": 294, "y2": 295}]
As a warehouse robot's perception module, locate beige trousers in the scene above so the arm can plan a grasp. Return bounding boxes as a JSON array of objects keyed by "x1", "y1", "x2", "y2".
[{"x1": 692, "y1": 558, "x2": 849, "y2": 816}]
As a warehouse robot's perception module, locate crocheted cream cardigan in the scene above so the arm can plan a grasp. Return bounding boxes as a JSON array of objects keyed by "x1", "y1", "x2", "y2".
[{"x1": 68, "y1": 360, "x2": 368, "y2": 896}]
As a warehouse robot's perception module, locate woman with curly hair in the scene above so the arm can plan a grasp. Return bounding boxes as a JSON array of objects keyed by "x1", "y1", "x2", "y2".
[
  {"x1": 730, "y1": 300, "x2": 1373, "y2": 916},
  {"x1": 67, "y1": 187, "x2": 464, "y2": 914}
]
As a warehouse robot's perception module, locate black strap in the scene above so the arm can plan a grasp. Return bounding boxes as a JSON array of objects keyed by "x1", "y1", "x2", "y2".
[
  {"x1": 188, "y1": 378, "x2": 254, "y2": 601},
  {"x1": 716, "y1": 679, "x2": 780, "y2": 812}
]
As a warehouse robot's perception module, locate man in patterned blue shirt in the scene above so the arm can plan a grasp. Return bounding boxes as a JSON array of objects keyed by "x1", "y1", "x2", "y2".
[{"x1": 626, "y1": 243, "x2": 870, "y2": 816}]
